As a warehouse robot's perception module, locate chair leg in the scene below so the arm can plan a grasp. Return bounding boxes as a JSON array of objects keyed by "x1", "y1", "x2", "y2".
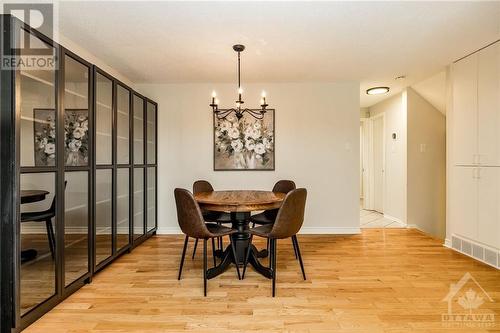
[
  {"x1": 242, "y1": 235, "x2": 253, "y2": 279},
  {"x1": 293, "y1": 235, "x2": 306, "y2": 280},
  {"x1": 192, "y1": 238, "x2": 198, "y2": 259},
  {"x1": 267, "y1": 238, "x2": 270, "y2": 253},
  {"x1": 229, "y1": 235, "x2": 241, "y2": 280},
  {"x1": 45, "y1": 219, "x2": 55, "y2": 259},
  {"x1": 211, "y1": 238, "x2": 217, "y2": 267},
  {"x1": 292, "y1": 237, "x2": 298, "y2": 260},
  {"x1": 271, "y1": 238, "x2": 277, "y2": 297},
  {"x1": 178, "y1": 235, "x2": 189, "y2": 280},
  {"x1": 203, "y1": 239, "x2": 208, "y2": 297},
  {"x1": 219, "y1": 236, "x2": 224, "y2": 251}
]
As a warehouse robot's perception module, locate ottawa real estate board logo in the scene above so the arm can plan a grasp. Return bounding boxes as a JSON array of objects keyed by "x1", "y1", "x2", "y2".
[
  {"x1": 1, "y1": 3, "x2": 57, "y2": 70},
  {"x1": 441, "y1": 272, "x2": 496, "y2": 328}
]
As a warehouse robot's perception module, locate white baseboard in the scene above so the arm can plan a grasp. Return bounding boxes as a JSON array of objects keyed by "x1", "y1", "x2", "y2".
[
  {"x1": 156, "y1": 226, "x2": 361, "y2": 235},
  {"x1": 444, "y1": 238, "x2": 451, "y2": 248}
]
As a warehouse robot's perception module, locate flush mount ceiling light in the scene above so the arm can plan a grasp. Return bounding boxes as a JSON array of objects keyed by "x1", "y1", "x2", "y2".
[
  {"x1": 366, "y1": 86, "x2": 390, "y2": 95},
  {"x1": 210, "y1": 44, "x2": 269, "y2": 120}
]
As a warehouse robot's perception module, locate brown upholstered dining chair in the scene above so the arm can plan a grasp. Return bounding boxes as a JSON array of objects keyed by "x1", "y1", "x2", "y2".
[
  {"x1": 243, "y1": 188, "x2": 307, "y2": 297},
  {"x1": 175, "y1": 188, "x2": 240, "y2": 296},
  {"x1": 191, "y1": 180, "x2": 231, "y2": 259},
  {"x1": 250, "y1": 180, "x2": 297, "y2": 257}
]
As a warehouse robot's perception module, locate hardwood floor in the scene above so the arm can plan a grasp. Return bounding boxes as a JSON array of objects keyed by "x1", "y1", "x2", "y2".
[{"x1": 25, "y1": 229, "x2": 500, "y2": 332}]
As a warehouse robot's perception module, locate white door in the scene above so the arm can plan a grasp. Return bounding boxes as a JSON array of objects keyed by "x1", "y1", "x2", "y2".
[
  {"x1": 372, "y1": 116, "x2": 384, "y2": 213},
  {"x1": 452, "y1": 54, "x2": 478, "y2": 166},
  {"x1": 450, "y1": 166, "x2": 477, "y2": 239},
  {"x1": 478, "y1": 42, "x2": 500, "y2": 166},
  {"x1": 477, "y1": 167, "x2": 500, "y2": 248}
]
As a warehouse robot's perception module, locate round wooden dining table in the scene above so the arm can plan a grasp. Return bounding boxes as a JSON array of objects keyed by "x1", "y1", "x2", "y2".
[{"x1": 194, "y1": 190, "x2": 285, "y2": 280}]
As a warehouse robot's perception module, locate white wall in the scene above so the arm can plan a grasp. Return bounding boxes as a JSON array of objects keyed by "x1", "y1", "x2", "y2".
[
  {"x1": 369, "y1": 93, "x2": 407, "y2": 223},
  {"x1": 137, "y1": 82, "x2": 360, "y2": 234},
  {"x1": 406, "y1": 87, "x2": 446, "y2": 238}
]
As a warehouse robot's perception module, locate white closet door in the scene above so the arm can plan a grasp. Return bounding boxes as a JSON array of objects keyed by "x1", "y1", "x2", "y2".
[
  {"x1": 452, "y1": 54, "x2": 478, "y2": 166},
  {"x1": 477, "y1": 167, "x2": 500, "y2": 248},
  {"x1": 450, "y1": 167, "x2": 477, "y2": 239},
  {"x1": 478, "y1": 42, "x2": 500, "y2": 166}
]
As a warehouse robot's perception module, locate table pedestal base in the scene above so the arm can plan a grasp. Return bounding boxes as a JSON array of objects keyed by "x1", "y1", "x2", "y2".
[{"x1": 206, "y1": 212, "x2": 271, "y2": 280}]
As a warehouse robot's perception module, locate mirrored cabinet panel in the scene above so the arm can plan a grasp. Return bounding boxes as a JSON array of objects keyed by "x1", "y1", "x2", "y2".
[
  {"x1": 95, "y1": 73, "x2": 113, "y2": 165},
  {"x1": 133, "y1": 95, "x2": 144, "y2": 165},
  {"x1": 133, "y1": 168, "x2": 145, "y2": 240},
  {"x1": 20, "y1": 172, "x2": 57, "y2": 316},
  {"x1": 147, "y1": 102, "x2": 156, "y2": 164},
  {"x1": 147, "y1": 168, "x2": 156, "y2": 232},
  {"x1": 64, "y1": 56, "x2": 90, "y2": 167},
  {"x1": 116, "y1": 168, "x2": 130, "y2": 251},
  {"x1": 117, "y1": 85, "x2": 130, "y2": 165},
  {"x1": 95, "y1": 169, "x2": 112, "y2": 264},
  {"x1": 19, "y1": 28, "x2": 56, "y2": 168},
  {"x1": 64, "y1": 171, "x2": 89, "y2": 287}
]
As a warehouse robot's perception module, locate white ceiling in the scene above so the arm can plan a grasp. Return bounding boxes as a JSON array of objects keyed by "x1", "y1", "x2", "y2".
[{"x1": 57, "y1": 1, "x2": 500, "y2": 107}]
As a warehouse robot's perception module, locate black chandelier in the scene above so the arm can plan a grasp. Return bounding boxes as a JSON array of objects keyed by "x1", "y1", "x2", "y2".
[{"x1": 210, "y1": 44, "x2": 269, "y2": 120}]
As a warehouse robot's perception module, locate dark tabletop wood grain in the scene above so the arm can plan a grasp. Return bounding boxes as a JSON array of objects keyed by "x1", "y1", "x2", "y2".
[
  {"x1": 21, "y1": 190, "x2": 49, "y2": 204},
  {"x1": 194, "y1": 190, "x2": 285, "y2": 212}
]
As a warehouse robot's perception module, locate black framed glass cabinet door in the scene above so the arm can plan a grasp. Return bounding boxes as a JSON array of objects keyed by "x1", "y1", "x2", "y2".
[{"x1": 1, "y1": 15, "x2": 158, "y2": 332}]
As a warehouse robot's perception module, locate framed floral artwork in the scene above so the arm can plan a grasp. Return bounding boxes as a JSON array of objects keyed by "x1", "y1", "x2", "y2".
[
  {"x1": 214, "y1": 110, "x2": 275, "y2": 170},
  {"x1": 33, "y1": 108, "x2": 89, "y2": 167}
]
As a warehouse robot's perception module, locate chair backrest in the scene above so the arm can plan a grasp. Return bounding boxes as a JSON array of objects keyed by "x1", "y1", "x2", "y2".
[
  {"x1": 174, "y1": 188, "x2": 211, "y2": 239},
  {"x1": 48, "y1": 180, "x2": 67, "y2": 213},
  {"x1": 193, "y1": 180, "x2": 214, "y2": 194},
  {"x1": 272, "y1": 180, "x2": 296, "y2": 194},
  {"x1": 270, "y1": 188, "x2": 307, "y2": 239}
]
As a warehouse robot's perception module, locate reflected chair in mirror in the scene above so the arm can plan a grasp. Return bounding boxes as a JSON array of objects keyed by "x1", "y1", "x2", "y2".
[
  {"x1": 243, "y1": 188, "x2": 307, "y2": 297},
  {"x1": 20, "y1": 181, "x2": 67, "y2": 260},
  {"x1": 175, "y1": 188, "x2": 240, "y2": 296},
  {"x1": 250, "y1": 180, "x2": 297, "y2": 257},
  {"x1": 191, "y1": 180, "x2": 232, "y2": 259}
]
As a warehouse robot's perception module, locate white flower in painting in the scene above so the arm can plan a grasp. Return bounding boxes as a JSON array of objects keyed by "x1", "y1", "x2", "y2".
[
  {"x1": 245, "y1": 139, "x2": 255, "y2": 151},
  {"x1": 44, "y1": 143, "x2": 55, "y2": 154},
  {"x1": 220, "y1": 121, "x2": 231, "y2": 132},
  {"x1": 254, "y1": 143, "x2": 266, "y2": 155},
  {"x1": 77, "y1": 115, "x2": 86, "y2": 122},
  {"x1": 215, "y1": 129, "x2": 221, "y2": 137},
  {"x1": 231, "y1": 139, "x2": 243, "y2": 152},
  {"x1": 39, "y1": 138, "x2": 48, "y2": 149},
  {"x1": 49, "y1": 130, "x2": 55, "y2": 138},
  {"x1": 81, "y1": 120, "x2": 88, "y2": 131},
  {"x1": 244, "y1": 126, "x2": 253, "y2": 139},
  {"x1": 226, "y1": 115, "x2": 236, "y2": 122},
  {"x1": 253, "y1": 122, "x2": 262, "y2": 130},
  {"x1": 263, "y1": 137, "x2": 272, "y2": 149},
  {"x1": 73, "y1": 127, "x2": 86, "y2": 139},
  {"x1": 255, "y1": 154, "x2": 263, "y2": 160},
  {"x1": 250, "y1": 128, "x2": 261, "y2": 140},
  {"x1": 48, "y1": 154, "x2": 55, "y2": 159},
  {"x1": 68, "y1": 139, "x2": 82, "y2": 152},
  {"x1": 228, "y1": 127, "x2": 240, "y2": 139}
]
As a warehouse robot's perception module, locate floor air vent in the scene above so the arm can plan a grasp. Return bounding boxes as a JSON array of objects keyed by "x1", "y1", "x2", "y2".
[{"x1": 449, "y1": 234, "x2": 499, "y2": 269}]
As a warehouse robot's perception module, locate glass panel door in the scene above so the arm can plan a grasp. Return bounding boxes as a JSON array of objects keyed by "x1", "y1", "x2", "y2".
[
  {"x1": 18, "y1": 28, "x2": 58, "y2": 317},
  {"x1": 133, "y1": 95, "x2": 144, "y2": 165},
  {"x1": 133, "y1": 168, "x2": 144, "y2": 240},
  {"x1": 116, "y1": 168, "x2": 130, "y2": 250},
  {"x1": 117, "y1": 85, "x2": 130, "y2": 165},
  {"x1": 95, "y1": 170, "x2": 112, "y2": 264},
  {"x1": 147, "y1": 168, "x2": 156, "y2": 232},
  {"x1": 146, "y1": 102, "x2": 156, "y2": 164},
  {"x1": 95, "y1": 73, "x2": 112, "y2": 165},
  {"x1": 63, "y1": 54, "x2": 90, "y2": 287}
]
